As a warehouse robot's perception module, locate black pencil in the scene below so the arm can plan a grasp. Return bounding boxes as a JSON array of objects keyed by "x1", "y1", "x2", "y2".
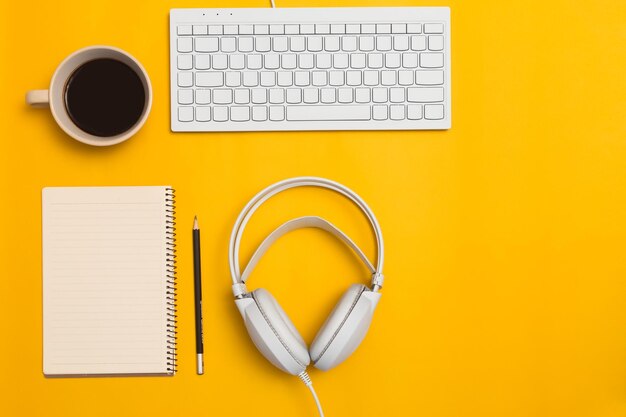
[{"x1": 193, "y1": 216, "x2": 204, "y2": 375}]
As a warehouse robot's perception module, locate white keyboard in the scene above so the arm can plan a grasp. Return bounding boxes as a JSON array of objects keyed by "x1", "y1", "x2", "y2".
[{"x1": 169, "y1": 8, "x2": 450, "y2": 132}]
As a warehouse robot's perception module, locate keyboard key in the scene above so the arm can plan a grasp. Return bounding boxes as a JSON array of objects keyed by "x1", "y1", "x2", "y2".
[
  {"x1": 195, "y1": 37, "x2": 218, "y2": 53},
  {"x1": 294, "y1": 71, "x2": 310, "y2": 86},
  {"x1": 407, "y1": 24, "x2": 422, "y2": 34},
  {"x1": 407, "y1": 104, "x2": 423, "y2": 119},
  {"x1": 260, "y1": 71, "x2": 276, "y2": 87},
  {"x1": 329, "y1": 71, "x2": 345, "y2": 86},
  {"x1": 282, "y1": 54, "x2": 297, "y2": 69},
  {"x1": 270, "y1": 24, "x2": 285, "y2": 35},
  {"x1": 398, "y1": 70, "x2": 414, "y2": 85},
  {"x1": 299, "y1": 54, "x2": 314, "y2": 69},
  {"x1": 214, "y1": 106, "x2": 228, "y2": 121},
  {"x1": 291, "y1": 36, "x2": 306, "y2": 52},
  {"x1": 376, "y1": 24, "x2": 391, "y2": 34},
  {"x1": 256, "y1": 37, "x2": 271, "y2": 52},
  {"x1": 390, "y1": 87, "x2": 405, "y2": 103},
  {"x1": 224, "y1": 25, "x2": 239, "y2": 35},
  {"x1": 363, "y1": 70, "x2": 378, "y2": 86},
  {"x1": 372, "y1": 87, "x2": 387, "y2": 103},
  {"x1": 285, "y1": 24, "x2": 299, "y2": 34},
  {"x1": 362, "y1": 24, "x2": 376, "y2": 34},
  {"x1": 231, "y1": 106, "x2": 251, "y2": 121},
  {"x1": 301, "y1": 24, "x2": 315, "y2": 34},
  {"x1": 325, "y1": 36, "x2": 340, "y2": 52},
  {"x1": 330, "y1": 24, "x2": 346, "y2": 34},
  {"x1": 177, "y1": 38, "x2": 193, "y2": 53},
  {"x1": 225, "y1": 72, "x2": 241, "y2": 87},
  {"x1": 334, "y1": 54, "x2": 349, "y2": 69},
  {"x1": 303, "y1": 88, "x2": 319, "y2": 103},
  {"x1": 234, "y1": 89, "x2": 250, "y2": 104},
  {"x1": 178, "y1": 55, "x2": 193, "y2": 70},
  {"x1": 351, "y1": 53, "x2": 366, "y2": 69},
  {"x1": 428, "y1": 35, "x2": 444, "y2": 51},
  {"x1": 320, "y1": 88, "x2": 336, "y2": 103},
  {"x1": 254, "y1": 24, "x2": 269, "y2": 35},
  {"x1": 178, "y1": 106, "x2": 193, "y2": 121},
  {"x1": 424, "y1": 23, "x2": 444, "y2": 34},
  {"x1": 265, "y1": 54, "x2": 280, "y2": 69},
  {"x1": 402, "y1": 53, "x2": 419, "y2": 68},
  {"x1": 178, "y1": 89, "x2": 193, "y2": 104},
  {"x1": 277, "y1": 71, "x2": 293, "y2": 86},
  {"x1": 243, "y1": 71, "x2": 259, "y2": 87},
  {"x1": 346, "y1": 24, "x2": 361, "y2": 34},
  {"x1": 196, "y1": 106, "x2": 211, "y2": 121},
  {"x1": 177, "y1": 25, "x2": 192, "y2": 35},
  {"x1": 273, "y1": 37, "x2": 288, "y2": 52},
  {"x1": 248, "y1": 55, "x2": 263, "y2": 70},
  {"x1": 381, "y1": 70, "x2": 397, "y2": 86},
  {"x1": 286, "y1": 88, "x2": 302, "y2": 103},
  {"x1": 195, "y1": 89, "x2": 211, "y2": 104},
  {"x1": 377, "y1": 36, "x2": 392, "y2": 51},
  {"x1": 312, "y1": 71, "x2": 328, "y2": 86},
  {"x1": 252, "y1": 88, "x2": 267, "y2": 104},
  {"x1": 355, "y1": 87, "x2": 371, "y2": 103},
  {"x1": 420, "y1": 53, "x2": 444, "y2": 68},
  {"x1": 239, "y1": 37, "x2": 254, "y2": 52},
  {"x1": 194, "y1": 55, "x2": 210, "y2": 70},
  {"x1": 317, "y1": 53, "x2": 332, "y2": 69},
  {"x1": 208, "y1": 25, "x2": 223, "y2": 35},
  {"x1": 346, "y1": 70, "x2": 362, "y2": 86},
  {"x1": 392, "y1": 24, "x2": 407, "y2": 34},
  {"x1": 315, "y1": 24, "x2": 330, "y2": 34},
  {"x1": 338, "y1": 88, "x2": 353, "y2": 103},
  {"x1": 221, "y1": 37, "x2": 236, "y2": 53},
  {"x1": 212, "y1": 54, "x2": 228, "y2": 70},
  {"x1": 390, "y1": 104, "x2": 405, "y2": 120},
  {"x1": 240, "y1": 25, "x2": 254, "y2": 35},
  {"x1": 359, "y1": 36, "x2": 375, "y2": 51},
  {"x1": 416, "y1": 70, "x2": 444, "y2": 85},
  {"x1": 394, "y1": 35, "x2": 410, "y2": 51},
  {"x1": 342, "y1": 36, "x2": 357, "y2": 52},
  {"x1": 178, "y1": 72, "x2": 193, "y2": 87},
  {"x1": 213, "y1": 89, "x2": 233, "y2": 104},
  {"x1": 287, "y1": 105, "x2": 370, "y2": 121},
  {"x1": 411, "y1": 35, "x2": 427, "y2": 51},
  {"x1": 308, "y1": 36, "x2": 323, "y2": 52},
  {"x1": 407, "y1": 87, "x2": 444, "y2": 102},
  {"x1": 385, "y1": 53, "x2": 401, "y2": 68},
  {"x1": 372, "y1": 105, "x2": 388, "y2": 120},
  {"x1": 269, "y1": 105, "x2": 286, "y2": 121},
  {"x1": 252, "y1": 105, "x2": 268, "y2": 121},
  {"x1": 230, "y1": 55, "x2": 245, "y2": 70},
  {"x1": 424, "y1": 104, "x2": 444, "y2": 119},
  {"x1": 193, "y1": 25, "x2": 208, "y2": 35},
  {"x1": 269, "y1": 88, "x2": 285, "y2": 103},
  {"x1": 368, "y1": 53, "x2": 383, "y2": 69},
  {"x1": 196, "y1": 72, "x2": 223, "y2": 87}
]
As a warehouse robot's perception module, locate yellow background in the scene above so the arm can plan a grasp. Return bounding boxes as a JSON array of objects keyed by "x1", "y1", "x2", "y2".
[{"x1": 1, "y1": 0, "x2": 626, "y2": 416}]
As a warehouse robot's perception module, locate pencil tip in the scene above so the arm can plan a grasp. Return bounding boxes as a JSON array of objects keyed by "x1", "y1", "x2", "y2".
[{"x1": 193, "y1": 216, "x2": 199, "y2": 230}]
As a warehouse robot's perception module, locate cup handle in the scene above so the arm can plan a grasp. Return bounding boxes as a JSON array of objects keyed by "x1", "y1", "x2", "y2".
[{"x1": 26, "y1": 90, "x2": 49, "y2": 107}]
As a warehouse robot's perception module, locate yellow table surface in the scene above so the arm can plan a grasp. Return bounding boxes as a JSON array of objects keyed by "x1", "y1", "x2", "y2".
[{"x1": 2, "y1": 0, "x2": 626, "y2": 416}]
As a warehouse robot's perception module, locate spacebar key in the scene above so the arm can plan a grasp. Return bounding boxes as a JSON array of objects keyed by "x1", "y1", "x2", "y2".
[{"x1": 286, "y1": 105, "x2": 371, "y2": 121}]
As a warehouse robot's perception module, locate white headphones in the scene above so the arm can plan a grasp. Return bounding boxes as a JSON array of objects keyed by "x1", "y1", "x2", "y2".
[{"x1": 229, "y1": 177, "x2": 385, "y2": 380}]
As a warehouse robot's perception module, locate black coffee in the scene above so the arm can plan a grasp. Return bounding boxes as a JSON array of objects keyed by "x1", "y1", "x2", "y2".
[{"x1": 64, "y1": 58, "x2": 146, "y2": 137}]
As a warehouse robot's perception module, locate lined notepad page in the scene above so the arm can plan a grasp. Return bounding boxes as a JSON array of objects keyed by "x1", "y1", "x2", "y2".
[{"x1": 42, "y1": 186, "x2": 175, "y2": 376}]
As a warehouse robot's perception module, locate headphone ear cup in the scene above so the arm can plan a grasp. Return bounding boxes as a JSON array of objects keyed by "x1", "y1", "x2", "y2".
[
  {"x1": 310, "y1": 284, "x2": 381, "y2": 371},
  {"x1": 235, "y1": 288, "x2": 310, "y2": 375}
]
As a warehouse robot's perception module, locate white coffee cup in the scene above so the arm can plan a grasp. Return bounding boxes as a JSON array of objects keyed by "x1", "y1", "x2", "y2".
[{"x1": 26, "y1": 46, "x2": 152, "y2": 146}]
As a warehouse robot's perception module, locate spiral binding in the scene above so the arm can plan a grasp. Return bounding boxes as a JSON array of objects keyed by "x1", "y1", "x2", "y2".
[{"x1": 165, "y1": 187, "x2": 177, "y2": 374}]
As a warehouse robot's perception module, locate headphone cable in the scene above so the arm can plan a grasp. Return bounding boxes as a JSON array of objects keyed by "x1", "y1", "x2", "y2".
[{"x1": 299, "y1": 371, "x2": 325, "y2": 417}]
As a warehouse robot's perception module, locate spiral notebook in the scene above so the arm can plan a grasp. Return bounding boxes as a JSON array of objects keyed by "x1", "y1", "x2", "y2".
[{"x1": 42, "y1": 186, "x2": 177, "y2": 376}]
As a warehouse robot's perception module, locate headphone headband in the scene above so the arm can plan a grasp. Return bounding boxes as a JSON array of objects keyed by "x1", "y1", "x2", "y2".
[{"x1": 229, "y1": 177, "x2": 385, "y2": 296}]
